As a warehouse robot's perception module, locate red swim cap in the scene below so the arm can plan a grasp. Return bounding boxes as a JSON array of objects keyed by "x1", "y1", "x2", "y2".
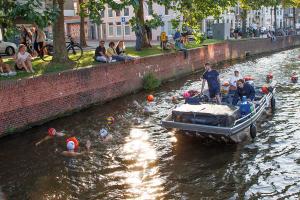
[
  {"x1": 244, "y1": 76, "x2": 254, "y2": 81},
  {"x1": 66, "y1": 137, "x2": 79, "y2": 150},
  {"x1": 48, "y1": 128, "x2": 56, "y2": 137},
  {"x1": 261, "y1": 86, "x2": 269, "y2": 94},
  {"x1": 267, "y1": 73, "x2": 273, "y2": 79}
]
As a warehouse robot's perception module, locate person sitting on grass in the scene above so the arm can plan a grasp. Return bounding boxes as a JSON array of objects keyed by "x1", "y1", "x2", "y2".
[
  {"x1": 116, "y1": 40, "x2": 134, "y2": 60},
  {"x1": 35, "y1": 128, "x2": 66, "y2": 146},
  {"x1": 15, "y1": 44, "x2": 34, "y2": 73},
  {"x1": 106, "y1": 41, "x2": 126, "y2": 62},
  {"x1": 94, "y1": 40, "x2": 108, "y2": 63},
  {"x1": 0, "y1": 55, "x2": 16, "y2": 76},
  {"x1": 176, "y1": 37, "x2": 188, "y2": 58}
]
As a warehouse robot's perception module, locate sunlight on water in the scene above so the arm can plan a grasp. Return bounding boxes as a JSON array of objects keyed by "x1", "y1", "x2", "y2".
[{"x1": 122, "y1": 128, "x2": 164, "y2": 199}]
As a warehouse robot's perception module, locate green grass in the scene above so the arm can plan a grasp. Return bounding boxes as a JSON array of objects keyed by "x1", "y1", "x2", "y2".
[
  {"x1": 185, "y1": 39, "x2": 223, "y2": 49},
  {"x1": 0, "y1": 39, "x2": 223, "y2": 81}
]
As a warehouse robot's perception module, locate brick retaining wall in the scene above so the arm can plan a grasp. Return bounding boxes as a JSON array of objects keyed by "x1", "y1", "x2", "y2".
[{"x1": 1, "y1": 36, "x2": 300, "y2": 136}]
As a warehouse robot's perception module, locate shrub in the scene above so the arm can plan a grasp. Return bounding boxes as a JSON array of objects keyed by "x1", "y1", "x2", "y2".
[{"x1": 143, "y1": 73, "x2": 161, "y2": 90}]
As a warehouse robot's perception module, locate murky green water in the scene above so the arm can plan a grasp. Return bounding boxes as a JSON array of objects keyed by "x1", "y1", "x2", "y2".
[{"x1": 0, "y1": 49, "x2": 300, "y2": 199}]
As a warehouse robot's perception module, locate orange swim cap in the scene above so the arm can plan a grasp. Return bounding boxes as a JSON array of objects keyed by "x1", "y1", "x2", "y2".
[{"x1": 147, "y1": 95, "x2": 154, "y2": 102}]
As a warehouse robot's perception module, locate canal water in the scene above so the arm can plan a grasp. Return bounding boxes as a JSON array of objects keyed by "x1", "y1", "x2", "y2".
[{"x1": 0, "y1": 49, "x2": 300, "y2": 199}]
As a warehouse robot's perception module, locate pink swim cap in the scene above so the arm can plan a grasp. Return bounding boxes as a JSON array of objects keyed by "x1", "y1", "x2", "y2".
[{"x1": 183, "y1": 91, "x2": 191, "y2": 99}]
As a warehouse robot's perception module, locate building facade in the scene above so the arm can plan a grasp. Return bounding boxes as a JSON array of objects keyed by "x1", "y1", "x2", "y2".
[{"x1": 60, "y1": 0, "x2": 179, "y2": 41}]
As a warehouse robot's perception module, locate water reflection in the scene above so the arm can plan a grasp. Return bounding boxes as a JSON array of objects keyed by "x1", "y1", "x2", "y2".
[{"x1": 121, "y1": 128, "x2": 164, "y2": 199}]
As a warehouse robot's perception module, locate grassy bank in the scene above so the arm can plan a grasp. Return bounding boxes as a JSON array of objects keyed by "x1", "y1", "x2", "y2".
[{"x1": 1, "y1": 39, "x2": 223, "y2": 81}]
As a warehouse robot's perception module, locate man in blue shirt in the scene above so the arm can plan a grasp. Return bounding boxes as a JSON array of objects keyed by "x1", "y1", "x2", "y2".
[
  {"x1": 232, "y1": 79, "x2": 255, "y2": 105},
  {"x1": 200, "y1": 63, "x2": 221, "y2": 104}
]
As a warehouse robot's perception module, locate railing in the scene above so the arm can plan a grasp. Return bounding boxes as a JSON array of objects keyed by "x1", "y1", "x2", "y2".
[{"x1": 233, "y1": 95, "x2": 266, "y2": 126}]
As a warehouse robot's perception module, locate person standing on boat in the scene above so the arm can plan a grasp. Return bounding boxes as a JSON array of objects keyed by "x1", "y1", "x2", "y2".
[
  {"x1": 200, "y1": 62, "x2": 221, "y2": 104},
  {"x1": 232, "y1": 79, "x2": 255, "y2": 105}
]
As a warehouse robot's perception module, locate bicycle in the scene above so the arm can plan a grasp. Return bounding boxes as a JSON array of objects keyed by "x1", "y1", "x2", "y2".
[{"x1": 40, "y1": 35, "x2": 83, "y2": 62}]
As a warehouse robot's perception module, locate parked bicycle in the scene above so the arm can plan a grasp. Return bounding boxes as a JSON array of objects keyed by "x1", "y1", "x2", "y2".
[{"x1": 40, "y1": 35, "x2": 83, "y2": 62}]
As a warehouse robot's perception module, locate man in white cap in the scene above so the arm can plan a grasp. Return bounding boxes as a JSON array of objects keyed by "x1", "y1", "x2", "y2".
[{"x1": 229, "y1": 70, "x2": 242, "y2": 93}]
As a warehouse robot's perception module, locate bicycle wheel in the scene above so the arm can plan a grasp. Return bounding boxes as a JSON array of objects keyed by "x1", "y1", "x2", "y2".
[
  {"x1": 67, "y1": 44, "x2": 83, "y2": 61},
  {"x1": 40, "y1": 44, "x2": 54, "y2": 62}
]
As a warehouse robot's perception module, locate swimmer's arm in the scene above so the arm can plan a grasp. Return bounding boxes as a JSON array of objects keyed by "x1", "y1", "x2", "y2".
[
  {"x1": 35, "y1": 135, "x2": 52, "y2": 146},
  {"x1": 61, "y1": 151, "x2": 85, "y2": 157},
  {"x1": 56, "y1": 131, "x2": 66, "y2": 137}
]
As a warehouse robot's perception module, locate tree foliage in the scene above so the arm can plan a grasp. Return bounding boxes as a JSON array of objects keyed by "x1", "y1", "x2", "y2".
[{"x1": 0, "y1": 0, "x2": 57, "y2": 39}]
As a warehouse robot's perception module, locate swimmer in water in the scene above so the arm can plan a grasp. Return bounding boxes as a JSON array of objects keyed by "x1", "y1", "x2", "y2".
[
  {"x1": 61, "y1": 139, "x2": 91, "y2": 157},
  {"x1": 99, "y1": 128, "x2": 113, "y2": 142},
  {"x1": 35, "y1": 128, "x2": 66, "y2": 146},
  {"x1": 133, "y1": 100, "x2": 156, "y2": 114},
  {"x1": 291, "y1": 71, "x2": 298, "y2": 83}
]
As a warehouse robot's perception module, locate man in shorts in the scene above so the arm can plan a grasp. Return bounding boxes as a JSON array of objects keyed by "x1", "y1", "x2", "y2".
[{"x1": 200, "y1": 62, "x2": 221, "y2": 104}]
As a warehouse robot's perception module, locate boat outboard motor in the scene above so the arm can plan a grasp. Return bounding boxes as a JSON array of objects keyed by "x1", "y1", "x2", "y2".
[{"x1": 239, "y1": 96, "x2": 251, "y2": 117}]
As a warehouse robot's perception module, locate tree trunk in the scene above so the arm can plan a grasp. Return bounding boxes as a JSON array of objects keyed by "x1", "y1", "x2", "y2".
[
  {"x1": 241, "y1": 9, "x2": 248, "y2": 38},
  {"x1": 78, "y1": 0, "x2": 87, "y2": 47},
  {"x1": 52, "y1": 0, "x2": 71, "y2": 64},
  {"x1": 135, "y1": 0, "x2": 150, "y2": 50},
  {"x1": 293, "y1": 7, "x2": 296, "y2": 28},
  {"x1": 274, "y1": 6, "x2": 277, "y2": 30}
]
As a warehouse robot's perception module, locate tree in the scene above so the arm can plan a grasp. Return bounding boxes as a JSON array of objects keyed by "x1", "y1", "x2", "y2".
[
  {"x1": 85, "y1": 0, "x2": 169, "y2": 51},
  {"x1": 0, "y1": 0, "x2": 56, "y2": 40},
  {"x1": 79, "y1": 0, "x2": 88, "y2": 47},
  {"x1": 174, "y1": 0, "x2": 236, "y2": 42},
  {"x1": 282, "y1": 0, "x2": 300, "y2": 28},
  {"x1": 52, "y1": 0, "x2": 72, "y2": 64}
]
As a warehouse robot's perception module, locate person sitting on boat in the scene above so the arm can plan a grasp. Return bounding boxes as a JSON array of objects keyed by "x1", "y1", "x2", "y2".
[
  {"x1": 229, "y1": 70, "x2": 242, "y2": 93},
  {"x1": 200, "y1": 62, "x2": 221, "y2": 104},
  {"x1": 232, "y1": 79, "x2": 255, "y2": 105}
]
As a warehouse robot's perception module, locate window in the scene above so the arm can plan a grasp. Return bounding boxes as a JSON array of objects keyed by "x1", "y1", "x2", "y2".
[
  {"x1": 148, "y1": 2, "x2": 153, "y2": 15},
  {"x1": 168, "y1": 21, "x2": 174, "y2": 35},
  {"x1": 109, "y1": 23, "x2": 114, "y2": 36},
  {"x1": 116, "y1": 22, "x2": 122, "y2": 36},
  {"x1": 116, "y1": 10, "x2": 121, "y2": 17},
  {"x1": 108, "y1": 6, "x2": 113, "y2": 17},
  {"x1": 125, "y1": 22, "x2": 130, "y2": 35},
  {"x1": 124, "y1": 7, "x2": 129, "y2": 16},
  {"x1": 101, "y1": 9, "x2": 105, "y2": 17},
  {"x1": 164, "y1": 6, "x2": 169, "y2": 15}
]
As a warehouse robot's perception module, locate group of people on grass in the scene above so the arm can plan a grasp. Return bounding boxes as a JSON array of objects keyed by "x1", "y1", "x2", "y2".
[
  {"x1": 94, "y1": 40, "x2": 134, "y2": 63},
  {"x1": 0, "y1": 24, "x2": 46, "y2": 76}
]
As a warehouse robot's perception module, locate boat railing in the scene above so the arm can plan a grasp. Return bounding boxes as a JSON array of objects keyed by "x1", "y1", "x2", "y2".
[{"x1": 233, "y1": 95, "x2": 267, "y2": 126}]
